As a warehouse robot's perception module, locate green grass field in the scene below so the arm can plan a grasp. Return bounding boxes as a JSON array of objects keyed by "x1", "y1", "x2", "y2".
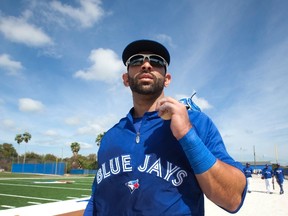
[{"x1": 0, "y1": 172, "x2": 94, "y2": 211}]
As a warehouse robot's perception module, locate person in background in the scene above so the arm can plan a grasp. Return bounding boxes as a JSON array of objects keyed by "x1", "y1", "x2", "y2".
[
  {"x1": 84, "y1": 39, "x2": 247, "y2": 215},
  {"x1": 243, "y1": 163, "x2": 253, "y2": 193},
  {"x1": 274, "y1": 164, "x2": 284, "y2": 195},
  {"x1": 261, "y1": 164, "x2": 273, "y2": 194}
]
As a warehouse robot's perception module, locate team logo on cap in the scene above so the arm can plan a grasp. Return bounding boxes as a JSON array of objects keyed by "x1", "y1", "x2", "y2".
[{"x1": 125, "y1": 179, "x2": 140, "y2": 194}]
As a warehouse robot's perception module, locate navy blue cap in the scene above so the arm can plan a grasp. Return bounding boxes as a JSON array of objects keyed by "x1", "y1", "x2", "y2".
[{"x1": 122, "y1": 39, "x2": 170, "y2": 66}]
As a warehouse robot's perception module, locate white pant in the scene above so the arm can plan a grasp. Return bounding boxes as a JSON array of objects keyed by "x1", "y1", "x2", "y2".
[
  {"x1": 265, "y1": 178, "x2": 272, "y2": 193},
  {"x1": 247, "y1": 177, "x2": 252, "y2": 191}
]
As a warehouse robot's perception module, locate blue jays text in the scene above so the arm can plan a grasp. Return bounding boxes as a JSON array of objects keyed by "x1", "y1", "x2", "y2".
[{"x1": 97, "y1": 154, "x2": 188, "y2": 186}]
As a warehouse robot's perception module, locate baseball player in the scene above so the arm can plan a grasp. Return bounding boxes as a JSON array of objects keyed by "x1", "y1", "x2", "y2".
[
  {"x1": 84, "y1": 39, "x2": 247, "y2": 215},
  {"x1": 261, "y1": 164, "x2": 274, "y2": 194},
  {"x1": 274, "y1": 164, "x2": 285, "y2": 194},
  {"x1": 243, "y1": 163, "x2": 253, "y2": 193}
]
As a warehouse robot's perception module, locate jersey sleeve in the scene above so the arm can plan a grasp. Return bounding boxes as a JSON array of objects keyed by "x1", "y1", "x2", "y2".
[{"x1": 83, "y1": 175, "x2": 98, "y2": 216}]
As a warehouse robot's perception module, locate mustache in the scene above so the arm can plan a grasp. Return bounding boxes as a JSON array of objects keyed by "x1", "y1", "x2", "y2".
[{"x1": 128, "y1": 70, "x2": 156, "y2": 80}]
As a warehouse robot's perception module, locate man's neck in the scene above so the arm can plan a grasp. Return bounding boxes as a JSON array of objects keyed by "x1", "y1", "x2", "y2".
[{"x1": 132, "y1": 92, "x2": 164, "y2": 118}]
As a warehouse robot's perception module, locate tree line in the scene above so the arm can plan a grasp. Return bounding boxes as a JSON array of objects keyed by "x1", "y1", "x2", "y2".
[{"x1": 0, "y1": 132, "x2": 106, "y2": 172}]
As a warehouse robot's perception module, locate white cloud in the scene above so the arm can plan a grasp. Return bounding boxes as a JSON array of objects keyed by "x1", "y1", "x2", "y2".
[
  {"x1": 155, "y1": 34, "x2": 176, "y2": 48},
  {"x1": 0, "y1": 15, "x2": 53, "y2": 47},
  {"x1": 193, "y1": 95, "x2": 213, "y2": 110},
  {"x1": 77, "y1": 142, "x2": 94, "y2": 150},
  {"x1": 77, "y1": 123, "x2": 103, "y2": 136},
  {"x1": 74, "y1": 48, "x2": 124, "y2": 83},
  {"x1": 50, "y1": 0, "x2": 104, "y2": 28},
  {"x1": 0, "y1": 54, "x2": 23, "y2": 75},
  {"x1": 2, "y1": 119, "x2": 15, "y2": 128},
  {"x1": 18, "y1": 98, "x2": 44, "y2": 112},
  {"x1": 43, "y1": 130, "x2": 59, "y2": 137},
  {"x1": 73, "y1": 115, "x2": 115, "y2": 137},
  {"x1": 65, "y1": 117, "x2": 81, "y2": 125}
]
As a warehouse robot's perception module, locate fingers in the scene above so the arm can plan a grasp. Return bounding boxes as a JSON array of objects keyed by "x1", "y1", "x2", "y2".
[
  {"x1": 156, "y1": 97, "x2": 181, "y2": 119},
  {"x1": 156, "y1": 97, "x2": 192, "y2": 139},
  {"x1": 156, "y1": 97, "x2": 177, "y2": 120}
]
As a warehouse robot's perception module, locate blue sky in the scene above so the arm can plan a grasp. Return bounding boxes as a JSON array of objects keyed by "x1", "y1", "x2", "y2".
[{"x1": 0, "y1": 0, "x2": 287, "y2": 165}]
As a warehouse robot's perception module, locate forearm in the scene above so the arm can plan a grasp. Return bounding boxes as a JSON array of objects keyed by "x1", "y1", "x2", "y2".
[
  {"x1": 196, "y1": 159, "x2": 246, "y2": 212},
  {"x1": 178, "y1": 128, "x2": 246, "y2": 212}
]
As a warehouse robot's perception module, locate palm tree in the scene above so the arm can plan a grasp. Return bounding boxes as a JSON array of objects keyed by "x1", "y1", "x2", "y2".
[
  {"x1": 70, "y1": 142, "x2": 80, "y2": 169},
  {"x1": 22, "y1": 132, "x2": 31, "y2": 164},
  {"x1": 15, "y1": 134, "x2": 23, "y2": 163},
  {"x1": 95, "y1": 132, "x2": 106, "y2": 146},
  {"x1": 14, "y1": 132, "x2": 32, "y2": 164},
  {"x1": 22, "y1": 132, "x2": 32, "y2": 143},
  {"x1": 15, "y1": 134, "x2": 23, "y2": 144}
]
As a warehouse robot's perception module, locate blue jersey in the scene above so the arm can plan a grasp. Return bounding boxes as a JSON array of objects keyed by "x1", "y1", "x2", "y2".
[
  {"x1": 274, "y1": 168, "x2": 284, "y2": 183},
  {"x1": 84, "y1": 109, "x2": 245, "y2": 216},
  {"x1": 243, "y1": 167, "x2": 253, "y2": 178},
  {"x1": 262, "y1": 168, "x2": 273, "y2": 179}
]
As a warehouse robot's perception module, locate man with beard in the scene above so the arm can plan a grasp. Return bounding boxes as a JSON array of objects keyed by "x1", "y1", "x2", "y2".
[{"x1": 84, "y1": 39, "x2": 247, "y2": 216}]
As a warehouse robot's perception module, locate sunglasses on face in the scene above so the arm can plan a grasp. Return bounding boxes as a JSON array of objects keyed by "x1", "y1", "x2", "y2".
[{"x1": 125, "y1": 54, "x2": 168, "y2": 68}]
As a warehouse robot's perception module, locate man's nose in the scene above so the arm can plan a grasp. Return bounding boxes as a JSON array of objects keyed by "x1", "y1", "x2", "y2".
[{"x1": 141, "y1": 60, "x2": 152, "y2": 70}]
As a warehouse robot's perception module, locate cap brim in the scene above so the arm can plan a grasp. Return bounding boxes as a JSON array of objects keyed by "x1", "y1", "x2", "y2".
[{"x1": 122, "y1": 40, "x2": 170, "y2": 66}]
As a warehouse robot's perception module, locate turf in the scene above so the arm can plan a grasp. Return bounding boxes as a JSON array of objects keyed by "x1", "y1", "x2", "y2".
[{"x1": 0, "y1": 172, "x2": 94, "y2": 210}]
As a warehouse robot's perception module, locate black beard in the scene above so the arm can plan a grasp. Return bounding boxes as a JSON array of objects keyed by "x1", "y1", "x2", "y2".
[{"x1": 128, "y1": 73, "x2": 165, "y2": 95}]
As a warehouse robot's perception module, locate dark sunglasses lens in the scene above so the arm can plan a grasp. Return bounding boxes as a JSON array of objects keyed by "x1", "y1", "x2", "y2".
[
  {"x1": 129, "y1": 55, "x2": 144, "y2": 66},
  {"x1": 149, "y1": 56, "x2": 166, "y2": 67}
]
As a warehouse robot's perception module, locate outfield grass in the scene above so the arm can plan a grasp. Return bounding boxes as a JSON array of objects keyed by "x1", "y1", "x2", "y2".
[{"x1": 0, "y1": 172, "x2": 94, "y2": 210}]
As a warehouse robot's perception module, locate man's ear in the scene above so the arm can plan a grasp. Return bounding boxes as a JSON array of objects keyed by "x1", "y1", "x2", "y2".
[
  {"x1": 122, "y1": 72, "x2": 129, "y2": 87},
  {"x1": 164, "y1": 72, "x2": 171, "y2": 87}
]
